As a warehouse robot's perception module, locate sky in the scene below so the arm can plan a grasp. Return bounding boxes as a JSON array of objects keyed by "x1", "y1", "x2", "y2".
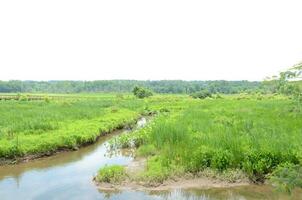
[{"x1": 0, "y1": 0, "x2": 302, "y2": 81}]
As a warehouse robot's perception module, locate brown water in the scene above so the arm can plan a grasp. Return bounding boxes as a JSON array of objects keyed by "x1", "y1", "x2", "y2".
[{"x1": 0, "y1": 118, "x2": 301, "y2": 200}]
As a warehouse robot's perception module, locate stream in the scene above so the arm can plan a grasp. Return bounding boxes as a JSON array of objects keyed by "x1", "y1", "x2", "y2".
[{"x1": 0, "y1": 118, "x2": 301, "y2": 200}]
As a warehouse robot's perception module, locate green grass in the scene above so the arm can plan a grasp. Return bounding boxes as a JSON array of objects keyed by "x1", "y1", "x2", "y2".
[
  {"x1": 112, "y1": 96, "x2": 302, "y2": 186},
  {"x1": 270, "y1": 163, "x2": 302, "y2": 193},
  {"x1": 0, "y1": 94, "x2": 146, "y2": 158},
  {"x1": 96, "y1": 165, "x2": 126, "y2": 183},
  {"x1": 2, "y1": 93, "x2": 302, "y2": 190},
  {"x1": 0, "y1": 93, "x2": 188, "y2": 159}
]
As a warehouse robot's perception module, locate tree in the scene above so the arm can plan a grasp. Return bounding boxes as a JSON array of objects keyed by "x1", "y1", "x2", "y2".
[
  {"x1": 132, "y1": 86, "x2": 153, "y2": 98},
  {"x1": 270, "y1": 62, "x2": 302, "y2": 110},
  {"x1": 0, "y1": 80, "x2": 261, "y2": 94},
  {"x1": 190, "y1": 90, "x2": 212, "y2": 99}
]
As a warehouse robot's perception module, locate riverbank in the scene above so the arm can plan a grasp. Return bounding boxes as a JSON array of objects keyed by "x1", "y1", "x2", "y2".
[
  {"x1": 0, "y1": 112, "x2": 142, "y2": 165},
  {"x1": 0, "y1": 127, "x2": 127, "y2": 165},
  {"x1": 95, "y1": 157, "x2": 251, "y2": 192},
  {"x1": 95, "y1": 97, "x2": 302, "y2": 192}
]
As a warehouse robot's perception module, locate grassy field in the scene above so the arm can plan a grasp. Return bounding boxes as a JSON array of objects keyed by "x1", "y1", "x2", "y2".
[
  {"x1": 0, "y1": 93, "x2": 189, "y2": 159},
  {"x1": 0, "y1": 94, "x2": 147, "y2": 159},
  {"x1": 1, "y1": 93, "x2": 302, "y2": 190},
  {"x1": 105, "y1": 94, "x2": 302, "y2": 189}
]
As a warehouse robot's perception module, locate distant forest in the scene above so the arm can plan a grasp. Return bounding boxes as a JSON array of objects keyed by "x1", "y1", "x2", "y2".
[{"x1": 0, "y1": 80, "x2": 261, "y2": 94}]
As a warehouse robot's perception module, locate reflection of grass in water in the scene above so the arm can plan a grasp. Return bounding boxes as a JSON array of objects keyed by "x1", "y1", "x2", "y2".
[
  {"x1": 104, "y1": 147, "x2": 135, "y2": 158},
  {"x1": 148, "y1": 187, "x2": 302, "y2": 200},
  {"x1": 98, "y1": 189, "x2": 122, "y2": 200},
  {"x1": 145, "y1": 188, "x2": 268, "y2": 200},
  {"x1": 99, "y1": 187, "x2": 302, "y2": 200},
  {"x1": 0, "y1": 131, "x2": 121, "y2": 182}
]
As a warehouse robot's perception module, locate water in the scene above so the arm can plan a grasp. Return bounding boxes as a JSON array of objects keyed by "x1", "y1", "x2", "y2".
[{"x1": 0, "y1": 118, "x2": 301, "y2": 200}]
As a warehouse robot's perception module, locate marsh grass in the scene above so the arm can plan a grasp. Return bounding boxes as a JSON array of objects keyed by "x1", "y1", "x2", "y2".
[
  {"x1": 97, "y1": 165, "x2": 127, "y2": 183},
  {"x1": 0, "y1": 94, "x2": 190, "y2": 159},
  {"x1": 0, "y1": 95, "x2": 146, "y2": 158},
  {"x1": 112, "y1": 97, "x2": 302, "y2": 186},
  {"x1": 2, "y1": 93, "x2": 302, "y2": 189}
]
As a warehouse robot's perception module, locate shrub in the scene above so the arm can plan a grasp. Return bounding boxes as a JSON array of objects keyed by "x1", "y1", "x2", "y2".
[
  {"x1": 190, "y1": 90, "x2": 212, "y2": 99},
  {"x1": 132, "y1": 86, "x2": 153, "y2": 99}
]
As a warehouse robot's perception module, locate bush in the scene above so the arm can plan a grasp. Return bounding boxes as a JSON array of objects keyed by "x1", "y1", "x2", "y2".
[
  {"x1": 190, "y1": 90, "x2": 212, "y2": 99},
  {"x1": 132, "y1": 86, "x2": 153, "y2": 99},
  {"x1": 96, "y1": 165, "x2": 126, "y2": 183}
]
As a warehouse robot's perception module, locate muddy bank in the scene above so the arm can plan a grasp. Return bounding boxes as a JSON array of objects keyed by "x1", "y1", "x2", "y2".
[
  {"x1": 95, "y1": 158, "x2": 251, "y2": 192},
  {"x1": 96, "y1": 176, "x2": 251, "y2": 192}
]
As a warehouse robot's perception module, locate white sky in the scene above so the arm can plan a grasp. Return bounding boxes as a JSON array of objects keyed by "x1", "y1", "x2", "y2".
[{"x1": 1, "y1": 0, "x2": 302, "y2": 81}]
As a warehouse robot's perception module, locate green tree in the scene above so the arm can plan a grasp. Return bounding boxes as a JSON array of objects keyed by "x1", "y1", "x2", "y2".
[
  {"x1": 274, "y1": 62, "x2": 302, "y2": 110},
  {"x1": 190, "y1": 90, "x2": 212, "y2": 99},
  {"x1": 132, "y1": 86, "x2": 153, "y2": 98}
]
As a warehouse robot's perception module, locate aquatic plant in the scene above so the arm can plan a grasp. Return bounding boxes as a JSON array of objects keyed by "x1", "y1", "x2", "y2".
[{"x1": 96, "y1": 165, "x2": 126, "y2": 183}]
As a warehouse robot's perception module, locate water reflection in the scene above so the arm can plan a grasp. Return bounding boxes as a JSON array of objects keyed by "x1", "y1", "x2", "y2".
[
  {"x1": 101, "y1": 187, "x2": 302, "y2": 200},
  {"x1": 0, "y1": 130, "x2": 123, "y2": 181}
]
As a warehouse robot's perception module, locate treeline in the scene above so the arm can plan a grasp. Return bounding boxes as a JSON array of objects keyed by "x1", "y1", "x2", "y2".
[{"x1": 0, "y1": 80, "x2": 261, "y2": 94}]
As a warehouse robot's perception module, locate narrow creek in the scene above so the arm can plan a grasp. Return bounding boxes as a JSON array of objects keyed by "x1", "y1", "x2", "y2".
[{"x1": 0, "y1": 118, "x2": 301, "y2": 200}]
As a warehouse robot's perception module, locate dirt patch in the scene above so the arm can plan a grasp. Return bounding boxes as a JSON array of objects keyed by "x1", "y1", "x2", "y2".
[
  {"x1": 96, "y1": 177, "x2": 250, "y2": 192},
  {"x1": 125, "y1": 158, "x2": 147, "y2": 175}
]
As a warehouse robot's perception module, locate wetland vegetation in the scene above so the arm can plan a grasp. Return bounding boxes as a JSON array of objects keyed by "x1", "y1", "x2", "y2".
[
  {"x1": 1, "y1": 65, "x2": 302, "y2": 197},
  {"x1": 106, "y1": 96, "x2": 302, "y2": 187}
]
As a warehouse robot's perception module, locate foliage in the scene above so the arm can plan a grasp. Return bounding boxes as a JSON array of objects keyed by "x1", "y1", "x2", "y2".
[
  {"x1": 0, "y1": 80, "x2": 260, "y2": 94},
  {"x1": 132, "y1": 86, "x2": 153, "y2": 98},
  {"x1": 190, "y1": 90, "x2": 212, "y2": 99},
  {"x1": 0, "y1": 94, "x2": 191, "y2": 159},
  {"x1": 264, "y1": 62, "x2": 302, "y2": 110},
  {"x1": 1, "y1": 93, "x2": 302, "y2": 191},
  {"x1": 270, "y1": 163, "x2": 302, "y2": 193},
  {"x1": 96, "y1": 165, "x2": 126, "y2": 183}
]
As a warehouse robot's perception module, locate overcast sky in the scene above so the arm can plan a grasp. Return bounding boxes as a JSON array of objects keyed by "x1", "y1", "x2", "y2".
[{"x1": 0, "y1": 0, "x2": 302, "y2": 81}]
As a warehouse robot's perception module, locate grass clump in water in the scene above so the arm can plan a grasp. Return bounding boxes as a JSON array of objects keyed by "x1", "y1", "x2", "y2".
[{"x1": 96, "y1": 165, "x2": 126, "y2": 183}]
